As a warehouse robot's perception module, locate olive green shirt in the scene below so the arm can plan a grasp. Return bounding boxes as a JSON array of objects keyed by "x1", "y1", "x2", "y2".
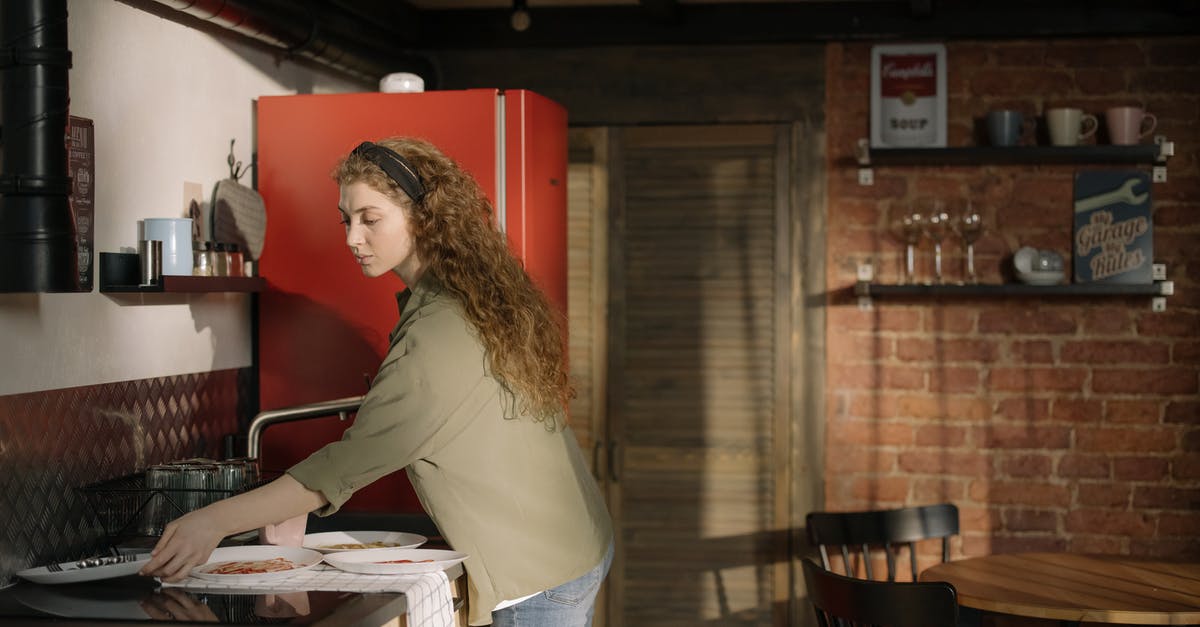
[{"x1": 287, "y1": 274, "x2": 612, "y2": 625}]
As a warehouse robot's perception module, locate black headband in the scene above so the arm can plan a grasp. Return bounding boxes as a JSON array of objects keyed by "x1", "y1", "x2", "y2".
[{"x1": 351, "y1": 141, "x2": 427, "y2": 203}]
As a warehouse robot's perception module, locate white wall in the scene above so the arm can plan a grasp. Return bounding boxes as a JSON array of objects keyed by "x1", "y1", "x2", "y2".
[{"x1": 0, "y1": 0, "x2": 363, "y2": 396}]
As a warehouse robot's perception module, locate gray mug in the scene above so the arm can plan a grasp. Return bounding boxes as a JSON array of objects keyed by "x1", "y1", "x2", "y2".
[{"x1": 987, "y1": 110, "x2": 1024, "y2": 147}]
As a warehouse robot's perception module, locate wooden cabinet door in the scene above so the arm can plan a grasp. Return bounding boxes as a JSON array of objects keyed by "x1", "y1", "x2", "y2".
[{"x1": 598, "y1": 125, "x2": 794, "y2": 626}]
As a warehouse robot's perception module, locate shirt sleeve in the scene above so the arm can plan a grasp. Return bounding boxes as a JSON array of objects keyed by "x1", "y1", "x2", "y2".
[{"x1": 286, "y1": 318, "x2": 469, "y2": 515}]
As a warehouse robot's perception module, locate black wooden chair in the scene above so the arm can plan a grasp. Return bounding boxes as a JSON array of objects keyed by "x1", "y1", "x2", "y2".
[
  {"x1": 806, "y1": 502, "x2": 959, "y2": 581},
  {"x1": 803, "y1": 558, "x2": 959, "y2": 627}
]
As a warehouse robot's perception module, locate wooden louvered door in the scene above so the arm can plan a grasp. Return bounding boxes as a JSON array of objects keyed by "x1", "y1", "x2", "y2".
[{"x1": 603, "y1": 125, "x2": 794, "y2": 626}]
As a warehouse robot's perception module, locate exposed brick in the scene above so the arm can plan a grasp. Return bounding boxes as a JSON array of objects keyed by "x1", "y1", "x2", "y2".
[
  {"x1": 995, "y1": 397, "x2": 1051, "y2": 422},
  {"x1": 911, "y1": 477, "x2": 968, "y2": 504},
  {"x1": 1002, "y1": 508, "x2": 1059, "y2": 532},
  {"x1": 998, "y1": 453, "x2": 1053, "y2": 478},
  {"x1": 1114, "y1": 456, "x2": 1169, "y2": 482},
  {"x1": 830, "y1": 307, "x2": 922, "y2": 333},
  {"x1": 1068, "y1": 535, "x2": 1127, "y2": 555},
  {"x1": 1105, "y1": 400, "x2": 1162, "y2": 424},
  {"x1": 1132, "y1": 69, "x2": 1200, "y2": 94},
  {"x1": 854, "y1": 393, "x2": 991, "y2": 422},
  {"x1": 828, "y1": 332, "x2": 892, "y2": 362},
  {"x1": 1164, "y1": 401, "x2": 1199, "y2": 425},
  {"x1": 1172, "y1": 454, "x2": 1200, "y2": 480},
  {"x1": 930, "y1": 367, "x2": 983, "y2": 394},
  {"x1": 1174, "y1": 342, "x2": 1200, "y2": 365},
  {"x1": 1057, "y1": 454, "x2": 1112, "y2": 480},
  {"x1": 828, "y1": 418, "x2": 915, "y2": 447},
  {"x1": 922, "y1": 308, "x2": 976, "y2": 334},
  {"x1": 970, "y1": 480, "x2": 1070, "y2": 506},
  {"x1": 1157, "y1": 511, "x2": 1200, "y2": 536},
  {"x1": 914, "y1": 424, "x2": 969, "y2": 447},
  {"x1": 1136, "y1": 311, "x2": 1200, "y2": 338},
  {"x1": 1130, "y1": 538, "x2": 1200, "y2": 560},
  {"x1": 896, "y1": 338, "x2": 1000, "y2": 363},
  {"x1": 1080, "y1": 308, "x2": 1134, "y2": 334},
  {"x1": 850, "y1": 477, "x2": 911, "y2": 503},
  {"x1": 1060, "y1": 340, "x2": 1170, "y2": 365},
  {"x1": 1147, "y1": 40, "x2": 1200, "y2": 65},
  {"x1": 829, "y1": 364, "x2": 926, "y2": 390},
  {"x1": 1076, "y1": 426, "x2": 1179, "y2": 453},
  {"x1": 988, "y1": 367, "x2": 1088, "y2": 393},
  {"x1": 980, "y1": 425, "x2": 1072, "y2": 450},
  {"x1": 1186, "y1": 429, "x2": 1200, "y2": 453},
  {"x1": 987, "y1": 535, "x2": 1068, "y2": 554},
  {"x1": 827, "y1": 448, "x2": 898, "y2": 474},
  {"x1": 1050, "y1": 399, "x2": 1104, "y2": 424},
  {"x1": 978, "y1": 309, "x2": 1078, "y2": 334},
  {"x1": 957, "y1": 506, "x2": 999, "y2": 535},
  {"x1": 1077, "y1": 483, "x2": 1132, "y2": 508},
  {"x1": 898, "y1": 450, "x2": 991, "y2": 476},
  {"x1": 1065, "y1": 509, "x2": 1155, "y2": 536},
  {"x1": 1009, "y1": 340, "x2": 1055, "y2": 363},
  {"x1": 1074, "y1": 68, "x2": 1130, "y2": 95},
  {"x1": 1046, "y1": 40, "x2": 1147, "y2": 67},
  {"x1": 1132, "y1": 486, "x2": 1200, "y2": 510},
  {"x1": 1092, "y1": 368, "x2": 1199, "y2": 395},
  {"x1": 992, "y1": 44, "x2": 1047, "y2": 66}
]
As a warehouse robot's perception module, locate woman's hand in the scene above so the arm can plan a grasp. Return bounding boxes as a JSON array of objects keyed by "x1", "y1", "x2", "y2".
[{"x1": 139, "y1": 508, "x2": 228, "y2": 582}]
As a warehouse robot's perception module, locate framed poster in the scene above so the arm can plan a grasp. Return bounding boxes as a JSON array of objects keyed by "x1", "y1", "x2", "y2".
[
  {"x1": 870, "y1": 43, "x2": 947, "y2": 148},
  {"x1": 1073, "y1": 170, "x2": 1153, "y2": 285}
]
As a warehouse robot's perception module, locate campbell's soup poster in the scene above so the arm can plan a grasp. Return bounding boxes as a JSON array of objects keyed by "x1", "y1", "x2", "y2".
[{"x1": 870, "y1": 44, "x2": 947, "y2": 148}]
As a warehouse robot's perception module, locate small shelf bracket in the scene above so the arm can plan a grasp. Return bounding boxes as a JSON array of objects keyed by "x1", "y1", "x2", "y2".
[
  {"x1": 1153, "y1": 135, "x2": 1173, "y2": 183},
  {"x1": 855, "y1": 138, "x2": 874, "y2": 186},
  {"x1": 856, "y1": 262, "x2": 874, "y2": 310}
]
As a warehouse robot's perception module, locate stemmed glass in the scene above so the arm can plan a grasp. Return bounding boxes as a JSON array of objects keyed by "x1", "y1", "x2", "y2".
[
  {"x1": 888, "y1": 204, "x2": 925, "y2": 284},
  {"x1": 921, "y1": 200, "x2": 951, "y2": 284},
  {"x1": 954, "y1": 202, "x2": 985, "y2": 284}
]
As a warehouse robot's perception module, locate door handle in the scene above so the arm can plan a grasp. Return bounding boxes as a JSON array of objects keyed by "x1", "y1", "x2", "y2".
[{"x1": 608, "y1": 441, "x2": 620, "y2": 482}]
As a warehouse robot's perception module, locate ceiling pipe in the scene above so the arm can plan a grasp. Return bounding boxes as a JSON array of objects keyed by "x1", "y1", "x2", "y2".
[
  {"x1": 133, "y1": 0, "x2": 437, "y2": 86},
  {"x1": 0, "y1": 0, "x2": 76, "y2": 293}
]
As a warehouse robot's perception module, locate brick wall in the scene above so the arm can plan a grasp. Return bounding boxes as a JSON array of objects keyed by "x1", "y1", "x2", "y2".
[{"x1": 823, "y1": 36, "x2": 1199, "y2": 569}]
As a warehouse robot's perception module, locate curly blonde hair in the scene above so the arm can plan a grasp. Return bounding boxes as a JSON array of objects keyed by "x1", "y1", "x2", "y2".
[{"x1": 333, "y1": 136, "x2": 573, "y2": 425}]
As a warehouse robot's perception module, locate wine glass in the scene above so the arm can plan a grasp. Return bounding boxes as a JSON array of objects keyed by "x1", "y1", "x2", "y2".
[
  {"x1": 888, "y1": 204, "x2": 925, "y2": 284},
  {"x1": 954, "y1": 202, "x2": 985, "y2": 284},
  {"x1": 921, "y1": 200, "x2": 950, "y2": 284}
]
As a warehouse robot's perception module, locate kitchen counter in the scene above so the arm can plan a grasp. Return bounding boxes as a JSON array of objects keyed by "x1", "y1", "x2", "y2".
[{"x1": 0, "y1": 565, "x2": 465, "y2": 626}]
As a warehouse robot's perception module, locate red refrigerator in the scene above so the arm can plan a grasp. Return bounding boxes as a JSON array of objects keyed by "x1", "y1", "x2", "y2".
[{"x1": 255, "y1": 89, "x2": 567, "y2": 513}]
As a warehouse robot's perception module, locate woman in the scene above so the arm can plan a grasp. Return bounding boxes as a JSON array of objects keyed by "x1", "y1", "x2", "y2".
[{"x1": 141, "y1": 137, "x2": 614, "y2": 627}]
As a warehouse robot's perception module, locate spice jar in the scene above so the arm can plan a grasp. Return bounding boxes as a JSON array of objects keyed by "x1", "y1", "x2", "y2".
[
  {"x1": 192, "y1": 241, "x2": 212, "y2": 276},
  {"x1": 212, "y1": 242, "x2": 229, "y2": 276},
  {"x1": 227, "y1": 243, "x2": 245, "y2": 277}
]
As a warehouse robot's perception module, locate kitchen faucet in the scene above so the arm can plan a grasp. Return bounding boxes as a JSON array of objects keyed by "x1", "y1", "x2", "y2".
[{"x1": 245, "y1": 395, "x2": 364, "y2": 459}]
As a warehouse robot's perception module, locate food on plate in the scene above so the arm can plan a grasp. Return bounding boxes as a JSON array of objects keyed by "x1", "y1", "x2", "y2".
[
  {"x1": 318, "y1": 542, "x2": 402, "y2": 550},
  {"x1": 203, "y1": 557, "x2": 298, "y2": 575},
  {"x1": 376, "y1": 559, "x2": 435, "y2": 564}
]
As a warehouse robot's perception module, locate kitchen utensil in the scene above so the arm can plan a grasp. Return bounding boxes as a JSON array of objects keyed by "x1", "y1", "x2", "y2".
[{"x1": 212, "y1": 178, "x2": 266, "y2": 262}]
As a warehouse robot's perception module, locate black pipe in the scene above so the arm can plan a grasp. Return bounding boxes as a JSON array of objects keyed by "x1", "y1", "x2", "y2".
[{"x1": 0, "y1": 0, "x2": 76, "y2": 292}]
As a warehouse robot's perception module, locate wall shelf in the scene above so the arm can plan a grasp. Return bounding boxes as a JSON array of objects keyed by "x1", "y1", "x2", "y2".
[
  {"x1": 98, "y1": 252, "x2": 263, "y2": 293},
  {"x1": 855, "y1": 281, "x2": 1169, "y2": 297}
]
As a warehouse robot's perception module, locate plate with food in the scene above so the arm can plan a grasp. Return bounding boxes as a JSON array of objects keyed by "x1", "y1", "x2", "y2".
[
  {"x1": 302, "y1": 531, "x2": 426, "y2": 554},
  {"x1": 323, "y1": 548, "x2": 468, "y2": 576},
  {"x1": 16, "y1": 553, "x2": 151, "y2": 585},
  {"x1": 189, "y1": 546, "x2": 322, "y2": 584}
]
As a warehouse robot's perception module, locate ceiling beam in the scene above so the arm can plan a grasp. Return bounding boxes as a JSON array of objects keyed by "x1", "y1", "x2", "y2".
[{"x1": 406, "y1": 1, "x2": 1199, "y2": 49}]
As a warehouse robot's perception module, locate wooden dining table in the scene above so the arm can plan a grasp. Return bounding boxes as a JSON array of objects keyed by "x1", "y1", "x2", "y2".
[{"x1": 919, "y1": 552, "x2": 1200, "y2": 625}]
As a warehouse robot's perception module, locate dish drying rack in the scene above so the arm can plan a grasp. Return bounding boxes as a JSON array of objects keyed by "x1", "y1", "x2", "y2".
[{"x1": 79, "y1": 468, "x2": 278, "y2": 546}]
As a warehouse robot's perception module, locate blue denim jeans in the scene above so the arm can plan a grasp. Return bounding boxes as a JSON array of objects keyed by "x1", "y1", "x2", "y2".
[{"x1": 490, "y1": 541, "x2": 614, "y2": 627}]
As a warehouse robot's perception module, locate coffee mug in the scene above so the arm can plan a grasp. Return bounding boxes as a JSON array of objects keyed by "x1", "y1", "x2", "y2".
[
  {"x1": 143, "y1": 217, "x2": 194, "y2": 276},
  {"x1": 1105, "y1": 106, "x2": 1157, "y2": 145},
  {"x1": 987, "y1": 110, "x2": 1025, "y2": 147},
  {"x1": 1045, "y1": 107, "x2": 1098, "y2": 146}
]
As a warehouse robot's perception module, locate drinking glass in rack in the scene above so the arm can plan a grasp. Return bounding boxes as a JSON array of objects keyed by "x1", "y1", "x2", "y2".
[
  {"x1": 955, "y1": 203, "x2": 985, "y2": 284},
  {"x1": 921, "y1": 200, "x2": 951, "y2": 284},
  {"x1": 888, "y1": 205, "x2": 925, "y2": 285}
]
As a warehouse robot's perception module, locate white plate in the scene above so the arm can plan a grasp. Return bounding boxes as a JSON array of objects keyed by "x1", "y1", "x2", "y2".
[
  {"x1": 323, "y1": 548, "x2": 468, "y2": 575},
  {"x1": 1016, "y1": 269, "x2": 1066, "y2": 286},
  {"x1": 302, "y1": 530, "x2": 426, "y2": 554},
  {"x1": 189, "y1": 546, "x2": 322, "y2": 584},
  {"x1": 16, "y1": 554, "x2": 151, "y2": 585}
]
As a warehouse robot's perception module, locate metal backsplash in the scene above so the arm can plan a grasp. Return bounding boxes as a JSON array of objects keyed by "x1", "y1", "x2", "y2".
[{"x1": 0, "y1": 369, "x2": 250, "y2": 587}]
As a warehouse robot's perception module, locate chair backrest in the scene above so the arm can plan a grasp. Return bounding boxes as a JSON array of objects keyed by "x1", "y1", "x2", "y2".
[
  {"x1": 806, "y1": 502, "x2": 959, "y2": 581},
  {"x1": 802, "y1": 558, "x2": 959, "y2": 627}
]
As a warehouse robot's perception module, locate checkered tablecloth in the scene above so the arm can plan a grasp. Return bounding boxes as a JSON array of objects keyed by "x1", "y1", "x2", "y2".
[{"x1": 163, "y1": 564, "x2": 454, "y2": 626}]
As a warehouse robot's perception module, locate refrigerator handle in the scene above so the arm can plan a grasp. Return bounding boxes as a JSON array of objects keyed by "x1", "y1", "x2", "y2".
[
  {"x1": 592, "y1": 440, "x2": 604, "y2": 481},
  {"x1": 608, "y1": 441, "x2": 621, "y2": 483}
]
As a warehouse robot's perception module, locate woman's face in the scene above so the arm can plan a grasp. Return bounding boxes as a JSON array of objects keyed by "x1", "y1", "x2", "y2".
[{"x1": 338, "y1": 181, "x2": 425, "y2": 284}]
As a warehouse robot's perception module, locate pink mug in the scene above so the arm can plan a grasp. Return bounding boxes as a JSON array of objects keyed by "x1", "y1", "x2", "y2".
[{"x1": 1105, "y1": 106, "x2": 1157, "y2": 145}]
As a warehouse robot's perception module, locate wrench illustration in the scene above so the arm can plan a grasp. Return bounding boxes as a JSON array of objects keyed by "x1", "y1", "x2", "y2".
[{"x1": 1074, "y1": 177, "x2": 1149, "y2": 213}]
